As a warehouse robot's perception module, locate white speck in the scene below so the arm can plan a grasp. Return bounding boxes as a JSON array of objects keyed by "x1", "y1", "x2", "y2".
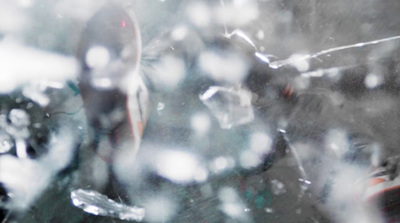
[
  {"x1": 289, "y1": 54, "x2": 310, "y2": 72},
  {"x1": 214, "y1": 157, "x2": 228, "y2": 171},
  {"x1": 256, "y1": 30, "x2": 265, "y2": 40},
  {"x1": 299, "y1": 178, "x2": 311, "y2": 185},
  {"x1": 210, "y1": 156, "x2": 235, "y2": 173},
  {"x1": 15, "y1": 140, "x2": 27, "y2": 159},
  {"x1": 194, "y1": 167, "x2": 208, "y2": 182},
  {"x1": 157, "y1": 102, "x2": 165, "y2": 111},
  {"x1": 370, "y1": 143, "x2": 382, "y2": 167},
  {"x1": 22, "y1": 83, "x2": 50, "y2": 107},
  {"x1": 91, "y1": 77, "x2": 113, "y2": 89},
  {"x1": 250, "y1": 132, "x2": 272, "y2": 155},
  {"x1": 364, "y1": 73, "x2": 383, "y2": 89},
  {"x1": 218, "y1": 187, "x2": 239, "y2": 202},
  {"x1": 170, "y1": 26, "x2": 188, "y2": 41},
  {"x1": 145, "y1": 196, "x2": 176, "y2": 223},
  {"x1": 0, "y1": 41, "x2": 78, "y2": 94},
  {"x1": 220, "y1": 202, "x2": 245, "y2": 219},
  {"x1": 327, "y1": 68, "x2": 341, "y2": 80},
  {"x1": 156, "y1": 150, "x2": 207, "y2": 184},
  {"x1": 255, "y1": 52, "x2": 270, "y2": 64},
  {"x1": 8, "y1": 109, "x2": 30, "y2": 128},
  {"x1": 325, "y1": 129, "x2": 349, "y2": 158},
  {"x1": 191, "y1": 113, "x2": 211, "y2": 134},
  {"x1": 271, "y1": 179, "x2": 286, "y2": 195},
  {"x1": 85, "y1": 46, "x2": 110, "y2": 69},
  {"x1": 199, "y1": 51, "x2": 249, "y2": 84},
  {"x1": 0, "y1": 133, "x2": 13, "y2": 153},
  {"x1": 240, "y1": 150, "x2": 261, "y2": 169},
  {"x1": 302, "y1": 70, "x2": 324, "y2": 78},
  {"x1": 265, "y1": 207, "x2": 274, "y2": 213},
  {"x1": 215, "y1": 0, "x2": 259, "y2": 27},
  {"x1": 152, "y1": 55, "x2": 186, "y2": 90},
  {"x1": 186, "y1": 2, "x2": 210, "y2": 27}
]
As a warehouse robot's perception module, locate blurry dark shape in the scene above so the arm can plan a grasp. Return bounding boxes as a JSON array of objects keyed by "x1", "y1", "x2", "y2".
[
  {"x1": 0, "y1": 183, "x2": 9, "y2": 203},
  {"x1": 366, "y1": 156, "x2": 400, "y2": 222},
  {"x1": 77, "y1": 3, "x2": 141, "y2": 153}
]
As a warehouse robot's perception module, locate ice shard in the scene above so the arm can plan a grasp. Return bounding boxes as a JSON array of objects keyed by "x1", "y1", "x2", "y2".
[
  {"x1": 200, "y1": 86, "x2": 254, "y2": 129},
  {"x1": 70, "y1": 189, "x2": 145, "y2": 222}
]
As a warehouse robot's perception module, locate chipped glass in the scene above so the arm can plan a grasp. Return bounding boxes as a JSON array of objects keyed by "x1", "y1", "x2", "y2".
[
  {"x1": 71, "y1": 189, "x2": 145, "y2": 222},
  {"x1": 200, "y1": 86, "x2": 254, "y2": 129}
]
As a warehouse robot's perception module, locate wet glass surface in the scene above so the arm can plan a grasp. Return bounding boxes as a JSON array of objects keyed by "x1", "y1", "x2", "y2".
[{"x1": 1, "y1": 0, "x2": 400, "y2": 222}]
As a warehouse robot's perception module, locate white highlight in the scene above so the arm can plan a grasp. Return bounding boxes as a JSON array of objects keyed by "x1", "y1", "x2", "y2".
[
  {"x1": 85, "y1": 46, "x2": 110, "y2": 69},
  {"x1": 0, "y1": 41, "x2": 78, "y2": 93},
  {"x1": 250, "y1": 132, "x2": 272, "y2": 155},
  {"x1": 364, "y1": 73, "x2": 383, "y2": 89},
  {"x1": 170, "y1": 26, "x2": 188, "y2": 41},
  {"x1": 210, "y1": 156, "x2": 235, "y2": 173},
  {"x1": 190, "y1": 113, "x2": 211, "y2": 135},
  {"x1": 156, "y1": 150, "x2": 207, "y2": 184},
  {"x1": 216, "y1": 0, "x2": 259, "y2": 27},
  {"x1": 256, "y1": 30, "x2": 265, "y2": 40},
  {"x1": 186, "y1": 2, "x2": 210, "y2": 27},
  {"x1": 152, "y1": 56, "x2": 185, "y2": 90},
  {"x1": 240, "y1": 150, "x2": 261, "y2": 169},
  {"x1": 325, "y1": 129, "x2": 349, "y2": 158},
  {"x1": 144, "y1": 196, "x2": 176, "y2": 223},
  {"x1": 218, "y1": 187, "x2": 247, "y2": 220},
  {"x1": 199, "y1": 51, "x2": 249, "y2": 84},
  {"x1": 289, "y1": 54, "x2": 310, "y2": 72}
]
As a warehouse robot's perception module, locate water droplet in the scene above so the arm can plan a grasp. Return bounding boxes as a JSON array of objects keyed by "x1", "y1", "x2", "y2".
[
  {"x1": 250, "y1": 132, "x2": 272, "y2": 155},
  {"x1": 156, "y1": 150, "x2": 207, "y2": 184},
  {"x1": 365, "y1": 73, "x2": 383, "y2": 89},
  {"x1": 265, "y1": 207, "x2": 274, "y2": 213},
  {"x1": 8, "y1": 109, "x2": 30, "y2": 128},
  {"x1": 170, "y1": 26, "x2": 188, "y2": 41},
  {"x1": 191, "y1": 113, "x2": 211, "y2": 134},
  {"x1": 0, "y1": 133, "x2": 13, "y2": 153},
  {"x1": 271, "y1": 179, "x2": 286, "y2": 195},
  {"x1": 85, "y1": 46, "x2": 110, "y2": 69},
  {"x1": 156, "y1": 102, "x2": 165, "y2": 113},
  {"x1": 256, "y1": 30, "x2": 264, "y2": 40},
  {"x1": 199, "y1": 51, "x2": 249, "y2": 84}
]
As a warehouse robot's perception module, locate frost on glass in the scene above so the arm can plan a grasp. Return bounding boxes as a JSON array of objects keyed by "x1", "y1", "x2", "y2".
[{"x1": 1, "y1": 0, "x2": 400, "y2": 222}]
